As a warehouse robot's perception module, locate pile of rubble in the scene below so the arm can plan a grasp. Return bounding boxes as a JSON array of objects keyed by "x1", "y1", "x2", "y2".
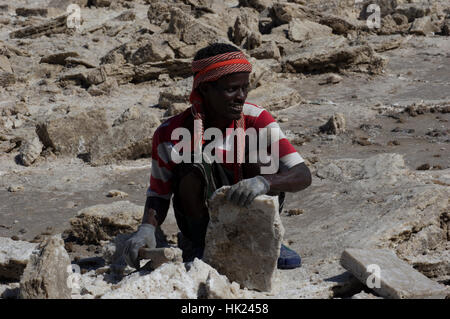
[{"x1": 2, "y1": 0, "x2": 448, "y2": 167}]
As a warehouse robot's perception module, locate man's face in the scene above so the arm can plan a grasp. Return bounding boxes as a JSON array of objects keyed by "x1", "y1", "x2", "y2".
[{"x1": 199, "y1": 72, "x2": 250, "y2": 122}]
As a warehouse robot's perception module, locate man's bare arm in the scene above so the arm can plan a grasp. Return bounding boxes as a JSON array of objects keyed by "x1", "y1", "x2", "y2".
[
  {"x1": 142, "y1": 196, "x2": 170, "y2": 227},
  {"x1": 263, "y1": 162, "x2": 312, "y2": 193}
]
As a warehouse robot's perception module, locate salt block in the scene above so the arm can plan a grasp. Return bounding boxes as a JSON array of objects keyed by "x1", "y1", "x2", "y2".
[
  {"x1": 20, "y1": 235, "x2": 72, "y2": 299},
  {"x1": 341, "y1": 248, "x2": 448, "y2": 299},
  {"x1": 203, "y1": 187, "x2": 284, "y2": 292},
  {"x1": 0, "y1": 237, "x2": 37, "y2": 281}
]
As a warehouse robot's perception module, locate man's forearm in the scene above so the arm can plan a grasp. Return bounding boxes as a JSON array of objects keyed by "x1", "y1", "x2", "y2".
[
  {"x1": 142, "y1": 196, "x2": 170, "y2": 226},
  {"x1": 263, "y1": 162, "x2": 312, "y2": 193}
]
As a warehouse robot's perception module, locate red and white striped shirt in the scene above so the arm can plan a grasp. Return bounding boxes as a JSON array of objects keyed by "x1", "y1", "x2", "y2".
[{"x1": 147, "y1": 102, "x2": 304, "y2": 200}]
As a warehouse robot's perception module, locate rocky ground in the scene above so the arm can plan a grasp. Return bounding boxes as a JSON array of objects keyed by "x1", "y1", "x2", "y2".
[{"x1": 0, "y1": 0, "x2": 449, "y2": 299}]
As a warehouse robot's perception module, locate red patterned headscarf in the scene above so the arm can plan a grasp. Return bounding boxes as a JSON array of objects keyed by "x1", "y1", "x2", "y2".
[{"x1": 189, "y1": 51, "x2": 252, "y2": 183}]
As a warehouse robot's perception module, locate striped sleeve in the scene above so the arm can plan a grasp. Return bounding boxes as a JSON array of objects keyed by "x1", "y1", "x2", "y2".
[
  {"x1": 147, "y1": 127, "x2": 174, "y2": 200},
  {"x1": 244, "y1": 103, "x2": 304, "y2": 170}
]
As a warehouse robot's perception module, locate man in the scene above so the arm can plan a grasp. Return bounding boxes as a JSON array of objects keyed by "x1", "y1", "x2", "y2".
[{"x1": 124, "y1": 43, "x2": 312, "y2": 270}]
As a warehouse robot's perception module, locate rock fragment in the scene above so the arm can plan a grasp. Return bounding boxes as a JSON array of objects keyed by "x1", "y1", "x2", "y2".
[
  {"x1": 203, "y1": 187, "x2": 284, "y2": 292},
  {"x1": 138, "y1": 247, "x2": 183, "y2": 269},
  {"x1": 322, "y1": 73, "x2": 343, "y2": 85},
  {"x1": 20, "y1": 235, "x2": 72, "y2": 299},
  {"x1": 106, "y1": 190, "x2": 129, "y2": 198},
  {"x1": 168, "y1": 7, "x2": 225, "y2": 45},
  {"x1": 69, "y1": 201, "x2": 143, "y2": 244},
  {"x1": 288, "y1": 19, "x2": 332, "y2": 42},
  {"x1": 0, "y1": 237, "x2": 38, "y2": 281},
  {"x1": 247, "y1": 82, "x2": 303, "y2": 111},
  {"x1": 7, "y1": 185, "x2": 24, "y2": 192},
  {"x1": 319, "y1": 113, "x2": 346, "y2": 135},
  {"x1": 36, "y1": 108, "x2": 160, "y2": 165},
  {"x1": 341, "y1": 248, "x2": 449, "y2": 299},
  {"x1": 9, "y1": 14, "x2": 69, "y2": 39},
  {"x1": 36, "y1": 108, "x2": 109, "y2": 158},
  {"x1": 40, "y1": 52, "x2": 80, "y2": 65},
  {"x1": 101, "y1": 258, "x2": 251, "y2": 299},
  {"x1": 409, "y1": 16, "x2": 439, "y2": 36},
  {"x1": 283, "y1": 37, "x2": 386, "y2": 75},
  {"x1": 18, "y1": 136, "x2": 43, "y2": 166},
  {"x1": 158, "y1": 87, "x2": 190, "y2": 109},
  {"x1": 249, "y1": 41, "x2": 281, "y2": 60}
]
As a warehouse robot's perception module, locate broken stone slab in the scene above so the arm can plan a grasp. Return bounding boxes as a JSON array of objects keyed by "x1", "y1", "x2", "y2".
[
  {"x1": 69, "y1": 201, "x2": 144, "y2": 245},
  {"x1": 133, "y1": 59, "x2": 191, "y2": 82},
  {"x1": 101, "y1": 35, "x2": 175, "y2": 66},
  {"x1": 0, "y1": 237, "x2": 38, "y2": 281},
  {"x1": 18, "y1": 136, "x2": 43, "y2": 166},
  {"x1": 203, "y1": 187, "x2": 284, "y2": 292},
  {"x1": 282, "y1": 36, "x2": 386, "y2": 75},
  {"x1": 340, "y1": 248, "x2": 449, "y2": 299},
  {"x1": 59, "y1": 66, "x2": 108, "y2": 87},
  {"x1": 40, "y1": 52, "x2": 80, "y2": 65},
  {"x1": 158, "y1": 86, "x2": 190, "y2": 109},
  {"x1": 288, "y1": 19, "x2": 333, "y2": 42},
  {"x1": 249, "y1": 41, "x2": 281, "y2": 60},
  {"x1": 9, "y1": 14, "x2": 69, "y2": 39},
  {"x1": 147, "y1": 1, "x2": 187, "y2": 26},
  {"x1": 167, "y1": 7, "x2": 226, "y2": 45},
  {"x1": 20, "y1": 235, "x2": 72, "y2": 299},
  {"x1": 36, "y1": 108, "x2": 109, "y2": 157},
  {"x1": 409, "y1": 16, "x2": 439, "y2": 36},
  {"x1": 91, "y1": 112, "x2": 160, "y2": 165},
  {"x1": 64, "y1": 57, "x2": 97, "y2": 69},
  {"x1": 36, "y1": 107, "x2": 160, "y2": 164},
  {"x1": 247, "y1": 82, "x2": 303, "y2": 111},
  {"x1": 318, "y1": 15, "x2": 361, "y2": 36},
  {"x1": 271, "y1": 3, "x2": 320, "y2": 26},
  {"x1": 232, "y1": 9, "x2": 262, "y2": 50},
  {"x1": 87, "y1": 78, "x2": 118, "y2": 96}
]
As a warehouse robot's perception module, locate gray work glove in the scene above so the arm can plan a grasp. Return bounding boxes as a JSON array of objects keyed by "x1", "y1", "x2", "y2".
[
  {"x1": 123, "y1": 224, "x2": 156, "y2": 269},
  {"x1": 226, "y1": 176, "x2": 270, "y2": 207}
]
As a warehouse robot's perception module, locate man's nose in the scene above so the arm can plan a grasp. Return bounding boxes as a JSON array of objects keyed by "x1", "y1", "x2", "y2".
[{"x1": 235, "y1": 87, "x2": 246, "y2": 101}]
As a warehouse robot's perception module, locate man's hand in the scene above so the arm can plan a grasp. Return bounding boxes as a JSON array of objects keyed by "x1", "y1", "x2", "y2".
[
  {"x1": 226, "y1": 175, "x2": 270, "y2": 207},
  {"x1": 123, "y1": 224, "x2": 156, "y2": 269}
]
